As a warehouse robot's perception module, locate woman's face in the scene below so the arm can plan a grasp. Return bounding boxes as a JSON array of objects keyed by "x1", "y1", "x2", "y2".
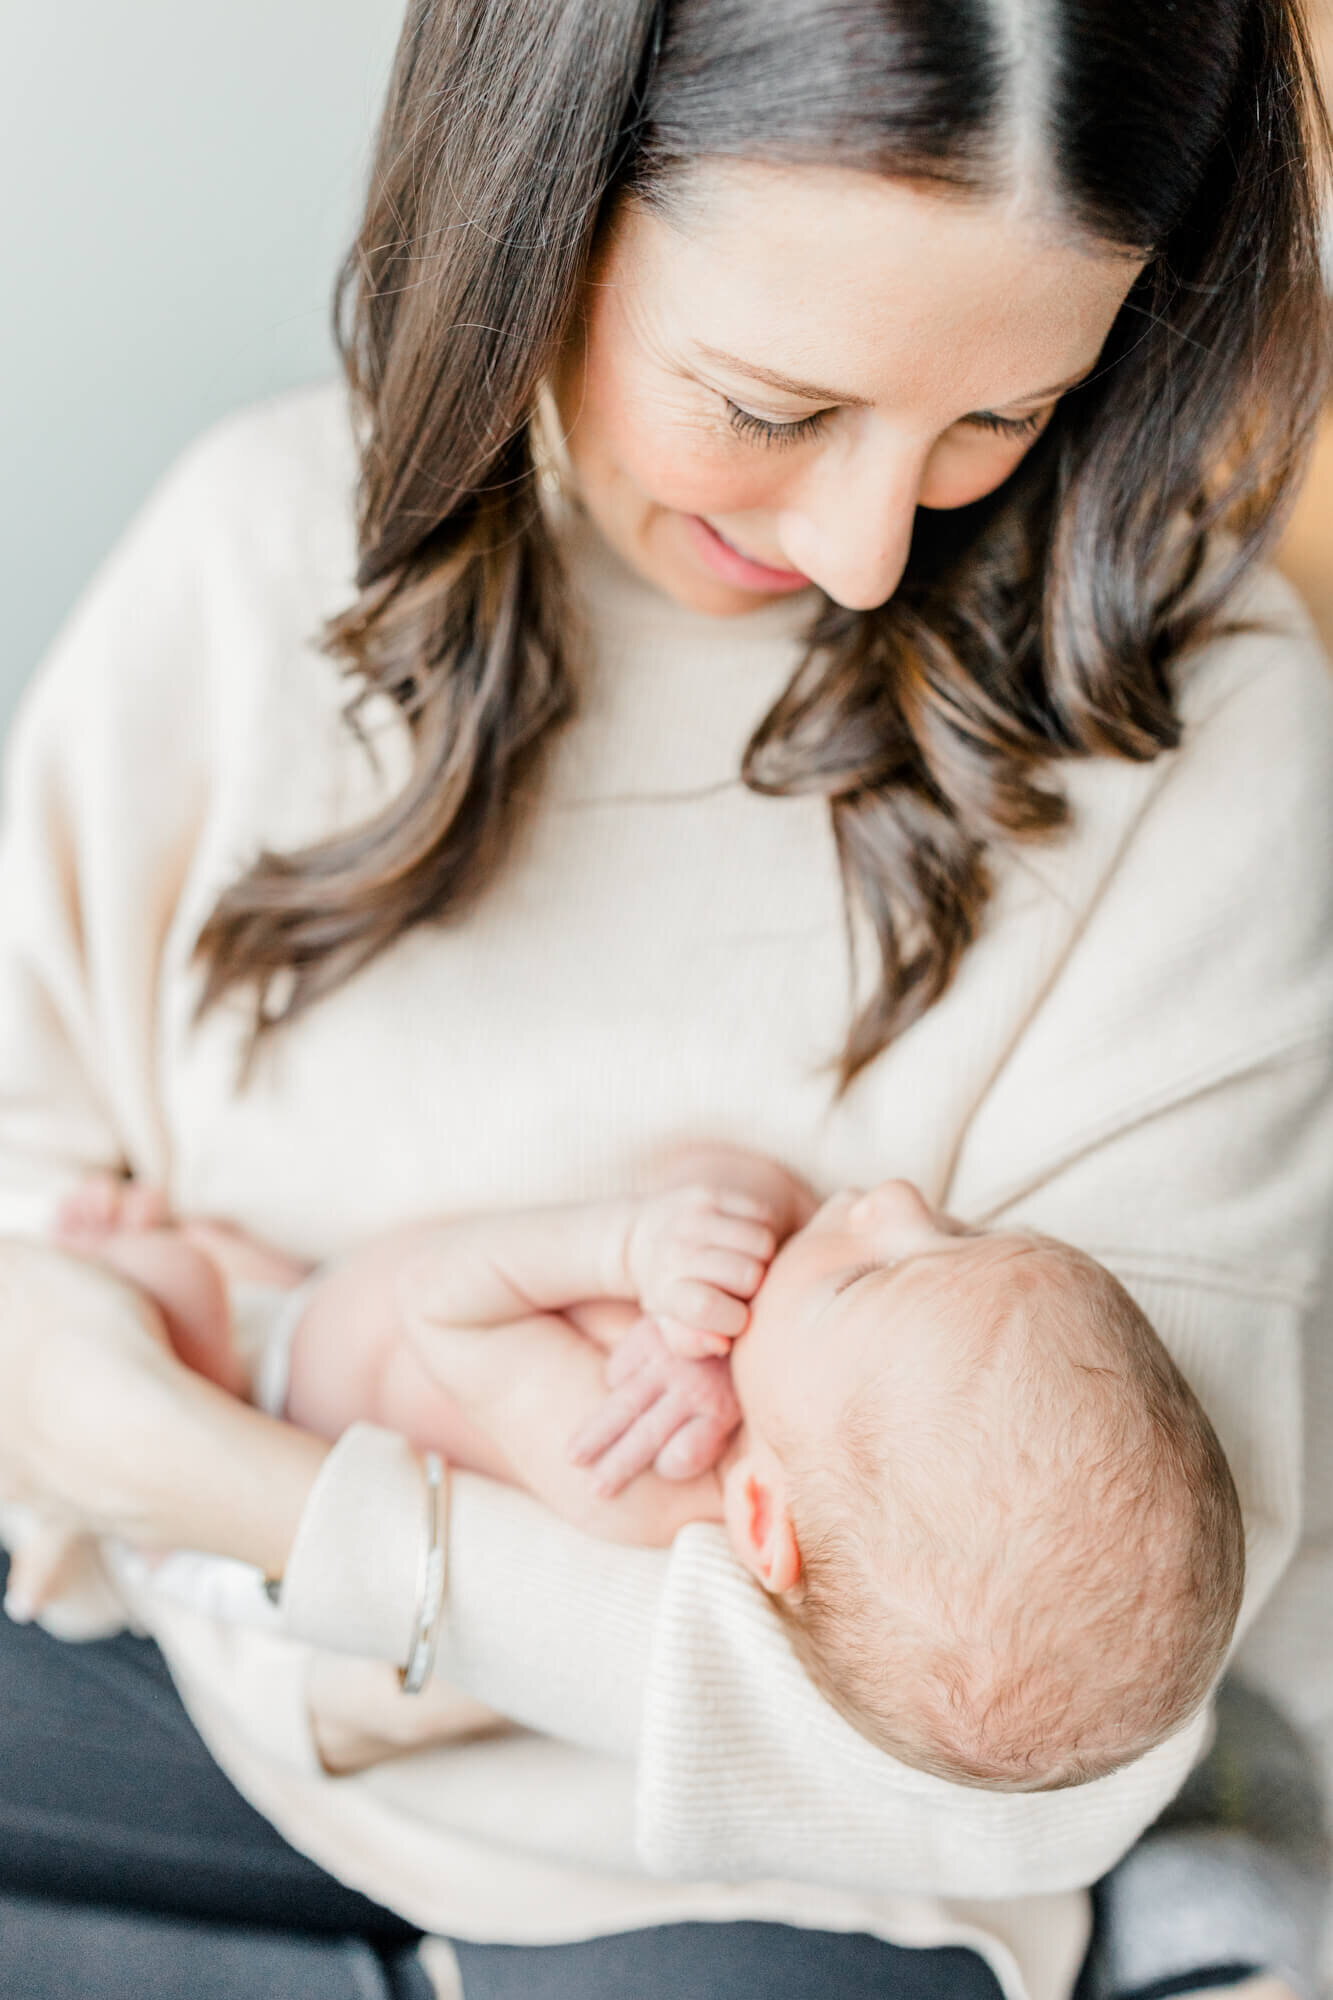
[{"x1": 554, "y1": 163, "x2": 1141, "y2": 616}]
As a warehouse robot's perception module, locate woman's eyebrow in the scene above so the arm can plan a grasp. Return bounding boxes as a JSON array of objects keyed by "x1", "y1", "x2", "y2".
[
  {"x1": 694, "y1": 345, "x2": 1097, "y2": 411},
  {"x1": 693, "y1": 344, "x2": 872, "y2": 407}
]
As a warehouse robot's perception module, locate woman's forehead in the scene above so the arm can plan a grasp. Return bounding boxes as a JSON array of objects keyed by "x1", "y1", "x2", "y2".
[{"x1": 609, "y1": 162, "x2": 1141, "y2": 416}]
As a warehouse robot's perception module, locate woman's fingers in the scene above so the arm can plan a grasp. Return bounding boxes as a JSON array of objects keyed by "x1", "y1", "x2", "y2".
[{"x1": 3, "y1": 1520, "x2": 88, "y2": 1624}]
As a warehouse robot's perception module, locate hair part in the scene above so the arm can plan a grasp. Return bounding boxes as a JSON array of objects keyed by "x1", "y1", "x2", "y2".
[
  {"x1": 776, "y1": 1242, "x2": 1245, "y2": 1788},
  {"x1": 193, "y1": 0, "x2": 1331, "y2": 1086}
]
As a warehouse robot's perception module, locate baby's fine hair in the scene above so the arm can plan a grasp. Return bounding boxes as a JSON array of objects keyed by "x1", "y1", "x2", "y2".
[{"x1": 777, "y1": 1239, "x2": 1244, "y2": 1790}]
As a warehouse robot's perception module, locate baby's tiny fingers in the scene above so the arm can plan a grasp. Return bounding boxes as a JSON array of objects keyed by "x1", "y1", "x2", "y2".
[
  {"x1": 655, "y1": 1411, "x2": 741, "y2": 1481},
  {"x1": 658, "y1": 1277, "x2": 748, "y2": 1338},
  {"x1": 691, "y1": 1215, "x2": 778, "y2": 1264},
  {"x1": 656, "y1": 1315, "x2": 731, "y2": 1360},
  {"x1": 568, "y1": 1373, "x2": 662, "y2": 1465},
  {"x1": 604, "y1": 1317, "x2": 668, "y2": 1387},
  {"x1": 591, "y1": 1395, "x2": 693, "y2": 1497},
  {"x1": 713, "y1": 1192, "x2": 778, "y2": 1223},
  {"x1": 676, "y1": 1247, "x2": 769, "y2": 1301}
]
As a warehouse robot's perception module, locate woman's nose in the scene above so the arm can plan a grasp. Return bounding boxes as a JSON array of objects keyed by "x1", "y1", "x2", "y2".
[{"x1": 778, "y1": 439, "x2": 927, "y2": 610}]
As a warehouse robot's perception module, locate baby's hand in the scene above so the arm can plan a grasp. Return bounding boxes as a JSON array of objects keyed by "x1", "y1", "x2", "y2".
[
  {"x1": 623, "y1": 1185, "x2": 777, "y2": 1359},
  {"x1": 567, "y1": 1315, "x2": 741, "y2": 1495}
]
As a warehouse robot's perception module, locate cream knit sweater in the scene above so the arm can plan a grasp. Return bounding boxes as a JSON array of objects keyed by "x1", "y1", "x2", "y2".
[{"x1": 3, "y1": 383, "x2": 1333, "y2": 2000}]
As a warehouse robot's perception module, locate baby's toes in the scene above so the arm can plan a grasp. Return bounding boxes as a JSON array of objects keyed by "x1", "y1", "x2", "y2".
[
  {"x1": 53, "y1": 1171, "x2": 128, "y2": 1243},
  {"x1": 121, "y1": 1184, "x2": 172, "y2": 1230}
]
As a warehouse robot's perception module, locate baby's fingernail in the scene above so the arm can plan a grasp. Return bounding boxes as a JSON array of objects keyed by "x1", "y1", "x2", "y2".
[{"x1": 4, "y1": 1588, "x2": 34, "y2": 1625}]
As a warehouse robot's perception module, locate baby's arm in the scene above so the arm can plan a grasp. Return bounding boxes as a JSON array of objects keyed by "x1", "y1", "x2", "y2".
[
  {"x1": 561, "y1": 1146, "x2": 819, "y2": 1489},
  {"x1": 287, "y1": 1185, "x2": 770, "y2": 1432},
  {"x1": 393, "y1": 1297, "x2": 725, "y2": 1545}
]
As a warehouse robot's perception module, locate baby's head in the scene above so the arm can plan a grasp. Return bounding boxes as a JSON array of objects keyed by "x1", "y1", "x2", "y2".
[{"x1": 722, "y1": 1180, "x2": 1244, "y2": 1790}]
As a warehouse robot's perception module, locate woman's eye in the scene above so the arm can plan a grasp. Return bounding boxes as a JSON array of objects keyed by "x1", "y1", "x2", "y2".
[
  {"x1": 725, "y1": 399, "x2": 829, "y2": 448},
  {"x1": 963, "y1": 407, "x2": 1051, "y2": 441}
]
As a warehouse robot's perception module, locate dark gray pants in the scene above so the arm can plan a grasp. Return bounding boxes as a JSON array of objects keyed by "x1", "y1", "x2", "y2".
[{"x1": 0, "y1": 1555, "x2": 1003, "y2": 1999}]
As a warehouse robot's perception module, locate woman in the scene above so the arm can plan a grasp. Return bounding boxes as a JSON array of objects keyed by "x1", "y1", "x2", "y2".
[{"x1": 0, "y1": 1, "x2": 1330, "y2": 1996}]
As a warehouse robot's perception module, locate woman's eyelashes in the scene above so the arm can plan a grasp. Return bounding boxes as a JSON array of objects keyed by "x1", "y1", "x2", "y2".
[
  {"x1": 723, "y1": 396, "x2": 1052, "y2": 450},
  {"x1": 965, "y1": 407, "x2": 1050, "y2": 440},
  {"x1": 724, "y1": 398, "x2": 829, "y2": 447}
]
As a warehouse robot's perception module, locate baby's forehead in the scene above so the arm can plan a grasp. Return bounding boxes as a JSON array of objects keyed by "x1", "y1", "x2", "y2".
[{"x1": 838, "y1": 1229, "x2": 1088, "y2": 1370}]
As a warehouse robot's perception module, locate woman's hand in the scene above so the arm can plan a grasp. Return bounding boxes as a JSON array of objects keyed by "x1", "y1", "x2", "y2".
[
  {"x1": 0, "y1": 1240, "x2": 183, "y2": 1541},
  {"x1": 0, "y1": 1237, "x2": 326, "y2": 1577}
]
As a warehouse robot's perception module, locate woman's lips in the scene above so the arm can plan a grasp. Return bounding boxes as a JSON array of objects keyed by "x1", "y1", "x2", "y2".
[{"x1": 685, "y1": 515, "x2": 812, "y2": 595}]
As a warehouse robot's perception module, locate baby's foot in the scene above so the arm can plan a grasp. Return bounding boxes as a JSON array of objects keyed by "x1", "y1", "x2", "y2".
[
  {"x1": 55, "y1": 1172, "x2": 171, "y2": 1244},
  {"x1": 53, "y1": 1175, "x2": 247, "y2": 1397}
]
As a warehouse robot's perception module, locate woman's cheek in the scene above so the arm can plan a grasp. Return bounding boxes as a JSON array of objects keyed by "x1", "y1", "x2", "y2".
[
  {"x1": 918, "y1": 435, "x2": 1038, "y2": 510},
  {"x1": 618, "y1": 410, "x2": 780, "y2": 517}
]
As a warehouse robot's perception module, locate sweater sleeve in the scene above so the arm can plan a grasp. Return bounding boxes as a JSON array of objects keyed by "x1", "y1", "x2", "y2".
[
  {"x1": 0, "y1": 387, "x2": 360, "y2": 1240},
  {"x1": 0, "y1": 444, "x2": 221, "y2": 1233}
]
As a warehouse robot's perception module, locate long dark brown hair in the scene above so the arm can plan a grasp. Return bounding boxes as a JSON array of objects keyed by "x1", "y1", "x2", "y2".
[{"x1": 196, "y1": 0, "x2": 1331, "y2": 1084}]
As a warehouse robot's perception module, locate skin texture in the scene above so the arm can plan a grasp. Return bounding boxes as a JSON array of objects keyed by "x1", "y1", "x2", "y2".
[
  {"x1": 555, "y1": 162, "x2": 1142, "y2": 616},
  {"x1": 34, "y1": 1168, "x2": 1035, "y2": 1617},
  {"x1": 723, "y1": 1179, "x2": 1025, "y2": 1591}
]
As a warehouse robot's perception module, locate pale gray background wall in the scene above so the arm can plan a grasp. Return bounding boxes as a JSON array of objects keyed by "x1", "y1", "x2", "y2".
[{"x1": 0, "y1": 1, "x2": 407, "y2": 733}]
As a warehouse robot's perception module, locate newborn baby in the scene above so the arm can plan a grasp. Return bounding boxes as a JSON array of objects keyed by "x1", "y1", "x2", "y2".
[{"x1": 49, "y1": 1151, "x2": 1243, "y2": 1792}]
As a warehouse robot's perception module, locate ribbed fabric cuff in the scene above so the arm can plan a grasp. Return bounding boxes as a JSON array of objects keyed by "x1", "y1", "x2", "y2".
[
  {"x1": 279, "y1": 1422, "x2": 426, "y2": 1664},
  {"x1": 437, "y1": 1472, "x2": 661, "y2": 1758}
]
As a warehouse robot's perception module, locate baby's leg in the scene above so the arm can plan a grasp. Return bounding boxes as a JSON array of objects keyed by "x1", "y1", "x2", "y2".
[{"x1": 53, "y1": 1175, "x2": 247, "y2": 1397}]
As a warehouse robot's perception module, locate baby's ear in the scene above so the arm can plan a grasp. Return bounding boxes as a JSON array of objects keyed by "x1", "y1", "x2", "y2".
[{"x1": 723, "y1": 1453, "x2": 801, "y2": 1595}]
